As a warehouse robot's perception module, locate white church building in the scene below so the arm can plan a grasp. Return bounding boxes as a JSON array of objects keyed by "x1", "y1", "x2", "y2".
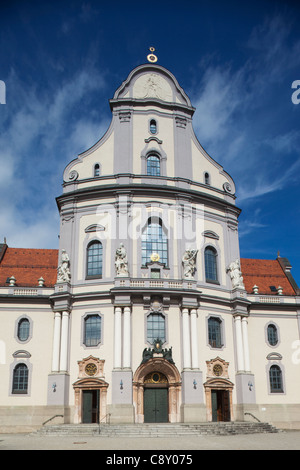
[{"x1": 1, "y1": 55, "x2": 300, "y2": 432}]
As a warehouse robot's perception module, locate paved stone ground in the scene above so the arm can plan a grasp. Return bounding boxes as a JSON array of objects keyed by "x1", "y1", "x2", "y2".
[{"x1": 0, "y1": 430, "x2": 300, "y2": 450}]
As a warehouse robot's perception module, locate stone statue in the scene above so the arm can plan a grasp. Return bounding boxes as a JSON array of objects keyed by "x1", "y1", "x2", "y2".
[
  {"x1": 227, "y1": 259, "x2": 245, "y2": 289},
  {"x1": 115, "y1": 243, "x2": 129, "y2": 276},
  {"x1": 182, "y1": 248, "x2": 198, "y2": 279},
  {"x1": 57, "y1": 249, "x2": 71, "y2": 283},
  {"x1": 141, "y1": 348, "x2": 153, "y2": 364},
  {"x1": 163, "y1": 347, "x2": 175, "y2": 364}
]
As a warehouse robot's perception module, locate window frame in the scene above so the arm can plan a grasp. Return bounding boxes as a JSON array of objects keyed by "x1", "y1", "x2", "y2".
[
  {"x1": 149, "y1": 119, "x2": 157, "y2": 135},
  {"x1": 12, "y1": 363, "x2": 29, "y2": 395},
  {"x1": 94, "y1": 163, "x2": 101, "y2": 177},
  {"x1": 269, "y1": 364, "x2": 284, "y2": 394},
  {"x1": 15, "y1": 315, "x2": 32, "y2": 344},
  {"x1": 265, "y1": 322, "x2": 280, "y2": 347},
  {"x1": 146, "y1": 154, "x2": 161, "y2": 176},
  {"x1": 204, "y1": 172, "x2": 211, "y2": 185},
  {"x1": 141, "y1": 217, "x2": 168, "y2": 267},
  {"x1": 82, "y1": 313, "x2": 102, "y2": 348},
  {"x1": 267, "y1": 323, "x2": 279, "y2": 347},
  {"x1": 207, "y1": 316, "x2": 223, "y2": 349},
  {"x1": 146, "y1": 311, "x2": 166, "y2": 345},
  {"x1": 204, "y1": 246, "x2": 219, "y2": 284},
  {"x1": 86, "y1": 240, "x2": 103, "y2": 279}
]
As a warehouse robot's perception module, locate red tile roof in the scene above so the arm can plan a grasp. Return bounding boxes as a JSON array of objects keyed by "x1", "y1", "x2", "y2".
[
  {"x1": 0, "y1": 247, "x2": 58, "y2": 287},
  {"x1": 240, "y1": 258, "x2": 297, "y2": 296},
  {"x1": 0, "y1": 245, "x2": 297, "y2": 296}
]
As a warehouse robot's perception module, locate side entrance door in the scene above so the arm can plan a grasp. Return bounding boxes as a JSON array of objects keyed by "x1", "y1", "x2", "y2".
[
  {"x1": 211, "y1": 390, "x2": 230, "y2": 422},
  {"x1": 82, "y1": 390, "x2": 100, "y2": 423},
  {"x1": 144, "y1": 388, "x2": 168, "y2": 423}
]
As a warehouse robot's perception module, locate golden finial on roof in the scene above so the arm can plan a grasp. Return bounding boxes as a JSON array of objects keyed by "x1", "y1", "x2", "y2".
[{"x1": 147, "y1": 47, "x2": 158, "y2": 63}]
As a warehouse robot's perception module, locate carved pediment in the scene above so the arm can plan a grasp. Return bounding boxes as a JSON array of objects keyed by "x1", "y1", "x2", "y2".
[
  {"x1": 77, "y1": 355, "x2": 105, "y2": 379},
  {"x1": 206, "y1": 356, "x2": 229, "y2": 379}
]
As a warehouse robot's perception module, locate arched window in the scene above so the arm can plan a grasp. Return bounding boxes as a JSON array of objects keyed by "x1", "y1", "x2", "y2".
[
  {"x1": 147, "y1": 313, "x2": 165, "y2": 344},
  {"x1": 142, "y1": 218, "x2": 168, "y2": 266},
  {"x1": 94, "y1": 164, "x2": 100, "y2": 177},
  {"x1": 267, "y1": 324, "x2": 278, "y2": 346},
  {"x1": 147, "y1": 155, "x2": 160, "y2": 176},
  {"x1": 269, "y1": 365, "x2": 283, "y2": 393},
  {"x1": 12, "y1": 363, "x2": 28, "y2": 394},
  {"x1": 205, "y1": 246, "x2": 218, "y2": 282},
  {"x1": 204, "y1": 172, "x2": 210, "y2": 185},
  {"x1": 87, "y1": 241, "x2": 103, "y2": 278},
  {"x1": 17, "y1": 318, "x2": 30, "y2": 342},
  {"x1": 149, "y1": 119, "x2": 157, "y2": 134},
  {"x1": 84, "y1": 314, "x2": 101, "y2": 347},
  {"x1": 208, "y1": 317, "x2": 222, "y2": 348}
]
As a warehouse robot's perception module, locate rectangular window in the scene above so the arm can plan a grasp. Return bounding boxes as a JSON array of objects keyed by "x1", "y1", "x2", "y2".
[
  {"x1": 147, "y1": 313, "x2": 165, "y2": 344},
  {"x1": 84, "y1": 315, "x2": 101, "y2": 347},
  {"x1": 208, "y1": 317, "x2": 222, "y2": 348}
]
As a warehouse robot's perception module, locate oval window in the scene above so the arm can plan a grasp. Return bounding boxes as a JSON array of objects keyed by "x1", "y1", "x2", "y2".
[{"x1": 150, "y1": 119, "x2": 157, "y2": 134}]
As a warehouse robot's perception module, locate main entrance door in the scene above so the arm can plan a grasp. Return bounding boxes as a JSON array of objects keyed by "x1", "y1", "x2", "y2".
[
  {"x1": 144, "y1": 388, "x2": 168, "y2": 423},
  {"x1": 82, "y1": 390, "x2": 100, "y2": 423},
  {"x1": 211, "y1": 390, "x2": 230, "y2": 422}
]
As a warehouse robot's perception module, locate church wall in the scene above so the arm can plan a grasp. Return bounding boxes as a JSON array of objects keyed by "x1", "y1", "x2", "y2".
[
  {"x1": 67, "y1": 303, "x2": 115, "y2": 405},
  {"x1": 247, "y1": 312, "x2": 300, "y2": 404},
  {"x1": 0, "y1": 303, "x2": 54, "y2": 407}
]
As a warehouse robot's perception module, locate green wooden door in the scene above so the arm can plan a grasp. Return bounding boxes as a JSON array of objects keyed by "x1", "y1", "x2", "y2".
[
  {"x1": 211, "y1": 390, "x2": 218, "y2": 422},
  {"x1": 144, "y1": 388, "x2": 168, "y2": 423},
  {"x1": 82, "y1": 390, "x2": 99, "y2": 423}
]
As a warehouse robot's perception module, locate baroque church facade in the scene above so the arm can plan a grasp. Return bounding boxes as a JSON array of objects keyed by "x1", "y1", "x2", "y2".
[{"x1": 1, "y1": 57, "x2": 300, "y2": 431}]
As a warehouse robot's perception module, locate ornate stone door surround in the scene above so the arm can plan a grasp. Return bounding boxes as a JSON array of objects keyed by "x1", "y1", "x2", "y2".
[
  {"x1": 73, "y1": 355, "x2": 109, "y2": 424},
  {"x1": 133, "y1": 358, "x2": 181, "y2": 423},
  {"x1": 203, "y1": 357, "x2": 234, "y2": 422}
]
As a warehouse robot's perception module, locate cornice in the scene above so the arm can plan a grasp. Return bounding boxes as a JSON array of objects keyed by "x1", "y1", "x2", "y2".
[{"x1": 57, "y1": 181, "x2": 241, "y2": 216}]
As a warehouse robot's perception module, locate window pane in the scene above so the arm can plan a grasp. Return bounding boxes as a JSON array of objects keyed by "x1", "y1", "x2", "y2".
[
  {"x1": 142, "y1": 219, "x2": 168, "y2": 266},
  {"x1": 147, "y1": 155, "x2": 160, "y2": 176},
  {"x1": 18, "y1": 319, "x2": 30, "y2": 341},
  {"x1": 147, "y1": 313, "x2": 165, "y2": 343},
  {"x1": 12, "y1": 364, "x2": 28, "y2": 394},
  {"x1": 269, "y1": 365, "x2": 283, "y2": 392},
  {"x1": 267, "y1": 324, "x2": 278, "y2": 346},
  {"x1": 84, "y1": 315, "x2": 101, "y2": 347},
  {"x1": 208, "y1": 317, "x2": 222, "y2": 348},
  {"x1": 150, "y1": 120, "x2": 157, "y2": 134},
  {"x1": 87, "y1": 241, "x2": 103, "y2": 277},
  {"x1": 94, "y1": 164, "x2": 100, "y2": 177},
  {"x1": 205, "y1": 247, "x2": 218, "y2": 281}
]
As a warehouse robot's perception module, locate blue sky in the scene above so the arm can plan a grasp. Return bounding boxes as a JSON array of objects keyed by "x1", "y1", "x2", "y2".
[{"x1": 0, "y1": 0, "x2": 300, "y2": 286}]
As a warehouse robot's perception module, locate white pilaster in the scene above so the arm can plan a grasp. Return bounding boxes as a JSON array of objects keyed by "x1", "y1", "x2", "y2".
[
  {"x1": 123, "y1": 306, "x2": 131, "y2": 368},
  {"x1": 59, "y1": 311, "x2": 70, "y2": 372},
  {"x1": 182, "y1": 308, "x2": 191, "y2": 369},
  {"x1": 242, "y1": 316, "x2": 251, "y2": 372},
  {"x1": 51, "y1": 312, "x2": 61, "y2": 372},
  {"x1": 190, "y1": 309, "x2": 199, "y2": 369},
  {"x1": 234, "y1": 315, "x2": 245, "y2": 372},
  {"x1": 114, "y1": 307, "x2": 122, "y2": 369}
]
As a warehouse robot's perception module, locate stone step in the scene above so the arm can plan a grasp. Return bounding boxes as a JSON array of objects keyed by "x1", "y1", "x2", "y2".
[{"x1": 36, "y1": 421, "x2": 279, "y2": 437}]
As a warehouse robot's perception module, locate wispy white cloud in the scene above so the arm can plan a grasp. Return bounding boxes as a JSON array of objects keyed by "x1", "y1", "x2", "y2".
[
  {"x1": 191, "y1": 13, "x2": 300, "y2": 212},
  {"x1": 264, "y1": 130, "x2": 300, "y2": 154},
  {"x1": 0, "y1": 65, "x2": 107, "y2": 248}
]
